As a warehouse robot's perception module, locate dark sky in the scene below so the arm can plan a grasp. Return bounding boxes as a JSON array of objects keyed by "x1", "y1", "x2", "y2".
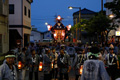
[{"x1": 31, "y1": 0, "x2": 106, "y2": 32}]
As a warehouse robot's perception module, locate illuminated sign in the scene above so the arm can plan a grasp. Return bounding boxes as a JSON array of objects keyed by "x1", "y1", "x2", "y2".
[{"x1": 115, "y1": 31, "x2": 120, "y2": 36}]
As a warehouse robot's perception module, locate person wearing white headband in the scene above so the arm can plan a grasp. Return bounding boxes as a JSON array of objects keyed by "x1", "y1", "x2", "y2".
[
  {"x1": 81, "y1": 46, "x2": 110, "y2": 80},
  {"x1": 0, "y1": 51, "x2": 17, "y2": 80}
]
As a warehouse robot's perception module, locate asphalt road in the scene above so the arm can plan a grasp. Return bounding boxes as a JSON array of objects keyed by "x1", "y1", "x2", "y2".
[{"x1": 24, "y1": 68, "x2": 78, "y2": 80}]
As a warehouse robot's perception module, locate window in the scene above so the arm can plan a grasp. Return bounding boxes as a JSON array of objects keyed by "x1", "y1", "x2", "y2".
[
  {"x1": 28, "y1": 9, "x2": 30, "y2": 18},
  {"x1": 24, "y1": 6, "x2": 27, "y2": 16},
  {"x1": 0, "y1": 34, "x2": 2, "y2": 53},
  {"x1": 9, "y1": 4, "x2": 14, "y2": 14}
]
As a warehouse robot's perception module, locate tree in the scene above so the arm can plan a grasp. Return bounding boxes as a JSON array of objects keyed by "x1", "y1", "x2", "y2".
[
  {"x1": 104, "y1": 0, "x2": 120, "y2": 19},
  {"x1": 70, "y1": 19, "x2": 87, "y2": 40},
  {"x1": 85, "y1": 13, "x2": 118, "y2": 43}
]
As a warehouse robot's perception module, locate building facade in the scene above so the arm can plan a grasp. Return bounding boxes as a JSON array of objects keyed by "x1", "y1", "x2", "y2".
[
  {"x1": 42, "y1": 31, "x2": 52, "y2": 40},
  {"x1": 30, "y1": 28, "x2": 52, "y2": 43},
  {"x1": 73, "y1": 8, "x2": 96, "y2": 43},
  {"x1": 73, "y1": 8, "x2": 96, "y2": 24},
  {"x1": 30, "y1": 28, "x2": 43, "y2": 42},
  {"x1": 9, "y1": 0, "x2": 33, "y2": 49},
  {"x1": 0, "y1": 0, "x2": 9, "y2": 54}
]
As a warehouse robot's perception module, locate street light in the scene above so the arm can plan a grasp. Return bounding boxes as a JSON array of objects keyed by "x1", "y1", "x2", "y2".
[
  {"x1": 68, "y1": 6, "x2": 73, "y2": 10},
  {"x1": 68, "y1": 6, "x2": 81, "y2": 42},
  {"x1": 109, "y1": 14, "x2": 114, "y2": 18},
  {"x1": 45, "y1": 22, "x2": 48, "y2": 25},
  {"x1": 68, "y1": 6, "x2": 81, "y2": 22}
]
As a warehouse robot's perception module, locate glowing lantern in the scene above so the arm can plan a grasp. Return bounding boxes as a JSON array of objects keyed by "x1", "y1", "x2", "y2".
[
  {"x1": 51, "y1": 62, "x2": 53, "y2": 68},
  {"x1": 68, "y1": 24, "x2": 71, "y2": 29},
  {"x1": 56, "y1": 15, "x2": 62, "y2": 21},
  {"x1": 80, "y1": 65, "x2": 83, "y2": 75},
  {"x1": 47, "y1": 25, "x2": 51, "y2": 31},
  {"x1": 62, "y1": 33, "x2": 65, "y2": 36},
  {"x1": 18, "y1": 61, "x2": 22, "y2": 69},
  {"x1": 54, "y1": 34, "x2": 57, "y2": 37},
  {"x1": 39, "y1": 62, "x2": 43, "y2": 71},
  {"x1": 67, "y1": 24, "x2": 71, "y2": 31}
]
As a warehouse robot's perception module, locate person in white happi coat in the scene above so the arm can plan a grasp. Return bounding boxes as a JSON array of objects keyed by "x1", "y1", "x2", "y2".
[
  {"x1": 51, "y1": 48, "x2": 58, "y2": 79},
  {"x1": 81, "y1": 46, "x2": 110, "y2": 80},
  {"x1": 0, "y1": 51, "x2": 17, "y2": 80}
]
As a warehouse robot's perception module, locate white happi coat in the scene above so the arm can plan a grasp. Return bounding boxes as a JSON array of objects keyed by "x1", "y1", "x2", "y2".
[{"x1": 0, "y1": 62, "x2": 17, "y2": 80}]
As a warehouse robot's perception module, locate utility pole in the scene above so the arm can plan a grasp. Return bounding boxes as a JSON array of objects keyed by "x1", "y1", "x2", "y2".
[
  {"x1": 101, "y1": 0, "x2": 103, "y2": 12},
  {"x1": 68, "y1": 6, "x2": 81, "y2": 42},
  {"x1": 76, "y1": 18, "x2": 77, "y2": 42},
  {"x1": 79, "y1": 8, "x2": 81, "y2": 40}
]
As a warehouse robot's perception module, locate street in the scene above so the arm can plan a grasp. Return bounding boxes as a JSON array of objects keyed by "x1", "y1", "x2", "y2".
[
  {"x1": 1, "y1": 0, "x2": 120, "y2": 80},
  {"x1": 25, "y1": 68, "x2": 76, "y2": 80}
]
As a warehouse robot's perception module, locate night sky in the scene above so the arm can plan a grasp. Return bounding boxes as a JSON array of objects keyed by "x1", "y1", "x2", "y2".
[{"x1": 31, "y1": 0, "x2": 106, "y2": 32}]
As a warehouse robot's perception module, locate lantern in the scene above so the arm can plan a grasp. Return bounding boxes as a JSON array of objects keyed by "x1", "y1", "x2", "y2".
[
  {"x1": 51, "y1": 62, "x2": 53, "y2": 69},
  {"x1": 62, "y1": 32, "x2": 65, "y2": 36},
  {"x1": 56, "y1": 15, "x2": 62, "y2": 21},
  {"x1": 67, "y1": 24, "x2": 71, "y2": 31},
  {"x1": 47, "y1": 25, "x2": 52, "y2": 31},
  {"x1": 39, "y1": 62, "x2": 43, "y2": 71},
  {"x1": 54, "y1": 33, "x2": 57, "y2": 37},
  {"x1": 80, "y1": 65, "x2": 83, "y2": 75},
  {"x1": 18, "y1": 61, "x2": 22, "y2": 69}
]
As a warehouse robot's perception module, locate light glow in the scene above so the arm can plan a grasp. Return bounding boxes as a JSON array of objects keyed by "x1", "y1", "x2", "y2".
[
  {"x1": 52, "y1": 62, "x2": 53, "y2": 68},
  {"x1": 68, "y1": 6, "x2": 73, "y2": 10},
  {"x1": 18, "y1": 61, "x2": 22, "y2": 69},
  {"x1": 109, "y1": 14, "x2": 114, "y2": 18},
  {"x1": 45, "y1": 22, "x2": 48, "y2": 25},
  {"x1": 57, "y1": 15, "x2": 61, "y2": 20},
  {"x1": 54, "y1": 34, "x2": 57, "y2": 37},
  {"x1": 39, "y1": 62, "x2": 43, "y2": 71},
  {"x1": 47, "y1": 25, "x2": 51, "y2": 31},
  {"x1": 80, "y1": 65, "x2": 83, "y2": 75},
  {"x1": 68, "y1": 25, "x2": 71, "y2": 28},
  {"x1": 67, "y1": 24, "x2": 71, "y2": 31},
  {"x1": 116, "y1": 31, "x2": 120, "y2": 36},
  {"x1": 62, "y1": 33, "x2": 65, "y2": 36}
]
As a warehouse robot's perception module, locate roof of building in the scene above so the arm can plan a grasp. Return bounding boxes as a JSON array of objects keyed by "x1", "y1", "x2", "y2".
[
  {"x1": 32, "y1": 27, "x2": 50, "y2": 34},
  {"x1": 73, "y1": 8, "x2": 97, "y2": 15},
  {"x1": 41, "y1": 31, "x2": 50, "y2": 34}
]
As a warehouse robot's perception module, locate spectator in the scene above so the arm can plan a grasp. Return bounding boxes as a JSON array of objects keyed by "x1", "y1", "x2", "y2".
[{"x1": 81, "y1": 46, "x2": 110, "y2": 80}]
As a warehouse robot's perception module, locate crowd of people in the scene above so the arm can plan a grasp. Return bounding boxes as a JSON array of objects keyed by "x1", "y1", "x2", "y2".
[{"x1": 0, "y1": 42, "x2": 120, "y2": 80}]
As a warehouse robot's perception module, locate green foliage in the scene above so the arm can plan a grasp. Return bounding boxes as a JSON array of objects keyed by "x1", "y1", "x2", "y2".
[
  {"x1": 71, "y1": 19, "x2": 87, "y2": 31},
  {"x1": 71, "y1": 13, "x2": 118, "y2": 39},
  {"x1": 104, "y1": 0, "x2": 120, "y2": 19},
  {"x1": 85, "y1": 13, "x2": 116, "y2": 35}
]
